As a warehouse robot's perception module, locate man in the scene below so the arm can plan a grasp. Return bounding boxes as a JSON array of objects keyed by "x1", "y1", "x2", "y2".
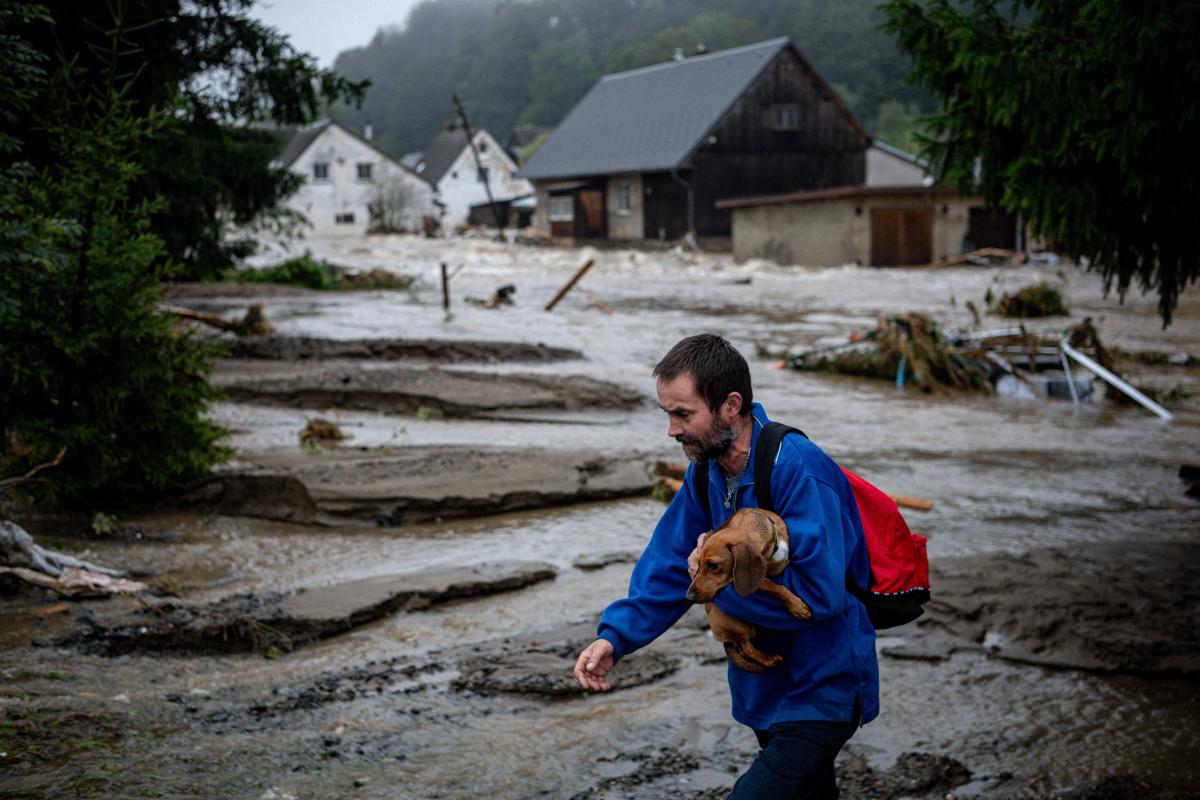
[{"x1": 573, "y1": 333, "x2": 878, "y2": 799}]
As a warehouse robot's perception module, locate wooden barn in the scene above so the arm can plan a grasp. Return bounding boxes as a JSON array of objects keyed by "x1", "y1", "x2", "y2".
[{"x1": 517, "y1": 37, "x2": 870, "y2": 242}]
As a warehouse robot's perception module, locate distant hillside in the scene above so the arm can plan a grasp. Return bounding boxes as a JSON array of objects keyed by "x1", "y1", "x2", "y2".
[{"x1": 330, "y1": 0, "x2": 933, "y2": 160}]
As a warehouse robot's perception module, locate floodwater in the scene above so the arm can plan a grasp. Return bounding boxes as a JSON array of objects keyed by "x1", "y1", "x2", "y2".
[{"x1": 3, "y1": 234, "x2": 1199, "y2": 799}]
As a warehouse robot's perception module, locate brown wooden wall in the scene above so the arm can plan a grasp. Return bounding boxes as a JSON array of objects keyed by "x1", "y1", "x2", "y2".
[{"x1": 687, "y1": 48, "x2": 868, "y2": 236}]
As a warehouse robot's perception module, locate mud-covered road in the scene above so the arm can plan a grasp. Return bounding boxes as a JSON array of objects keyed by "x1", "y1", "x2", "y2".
[{"x1": 3, "y1": 234, "x2": 1199, "y2": 799}]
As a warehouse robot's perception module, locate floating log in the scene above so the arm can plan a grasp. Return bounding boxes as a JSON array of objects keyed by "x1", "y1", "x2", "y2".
[
  {"x1": 159, "y1": 303, "x2": 275, "y2": 336},
  {"x1": 544, "y1": 258, "x2": 596, "y2": 311}
]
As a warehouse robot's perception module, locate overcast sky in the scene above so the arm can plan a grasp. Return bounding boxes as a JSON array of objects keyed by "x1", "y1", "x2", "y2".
[{"x1": 252, "y1": 0, "x2": 423, "y2": 68}]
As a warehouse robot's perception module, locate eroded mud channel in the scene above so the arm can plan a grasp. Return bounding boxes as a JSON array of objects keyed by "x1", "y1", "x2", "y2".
[{"x1": 4, "y1": 239, "x2": 1200, "y2": 799}]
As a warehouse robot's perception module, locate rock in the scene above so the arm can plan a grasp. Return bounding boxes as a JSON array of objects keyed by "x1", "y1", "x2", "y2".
[{"x1": 572, "y1": 550, "x2": 638, "y2": 571}]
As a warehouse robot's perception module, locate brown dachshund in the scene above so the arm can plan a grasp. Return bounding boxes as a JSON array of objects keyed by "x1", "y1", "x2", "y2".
[{"x1": 685, "y1": 508, "x2": 812, "y2": 673}]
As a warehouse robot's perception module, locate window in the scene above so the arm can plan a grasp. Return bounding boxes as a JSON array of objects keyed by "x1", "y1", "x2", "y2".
[
  {"x1": 615, "y1": 183, "x2": 631, "y2": 216},
  {"x1": 356, "y1": 162, "x2": 373, "y2": 180},
  {"x1": 548, "y1": 195, "x2": 574, "y2": 221},
  {"x1": 312, "y1": 162, "x2": 330, "y2": 180},
  {"x1": 478, "y1": 141, "x2": 488, "y2": 154},
  {"x1": 477, "y1": 166, "x2": 489, "y2": 184},
  {"x1": 770, "y1": 103, "x2": 800, "y2": 131},
  {"x1": 334, "y1": 212, "x2": 355, "y2": 224}
]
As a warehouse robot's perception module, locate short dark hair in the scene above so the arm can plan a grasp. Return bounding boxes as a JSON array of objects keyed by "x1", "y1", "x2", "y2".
[{"x1": 653, "y1": 333, "x2": 753, "y2": 416}]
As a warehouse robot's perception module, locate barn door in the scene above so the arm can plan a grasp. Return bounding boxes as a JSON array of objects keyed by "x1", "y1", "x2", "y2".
[
  {"x1": 577, "y1": 190, "x2": 605, "y2": 238},
  {"x1": 871, "y1": 208, "x2": 933, "y2": 266}
]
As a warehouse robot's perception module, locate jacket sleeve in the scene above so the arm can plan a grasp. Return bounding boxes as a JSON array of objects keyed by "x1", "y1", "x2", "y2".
[
  {"x1": 596, "y1": 463, "x2": 710, "y2": 662},
  {"x1": 713, "y1": 446, "x2": 855, "y2": 629}
]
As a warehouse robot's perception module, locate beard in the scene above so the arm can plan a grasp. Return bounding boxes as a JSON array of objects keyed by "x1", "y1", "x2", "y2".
[{"x1": 676, "y1": 416, "x2": 737, "y2": 463}]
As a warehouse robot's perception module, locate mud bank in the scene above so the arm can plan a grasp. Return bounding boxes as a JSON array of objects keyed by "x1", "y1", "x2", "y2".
[
  {"x1": 45, "y1": 562, "x2": 557, "y2": 656},
  {"x1": 180, "y1": 446, "x2": 653, "y2": 525},
  {"x1": 883, "y1": 540, "x2": 1200, "y2": 678},
  {"x1": 226, "y1": 335, "x2": 582, "y2": 364},
  {"x1": 215, "y1": 363, "x2": 643, "y2": 419}
]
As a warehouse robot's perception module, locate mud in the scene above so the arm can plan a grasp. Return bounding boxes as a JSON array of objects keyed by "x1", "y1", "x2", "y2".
[
  {"x1": 215, "y1": 363, "x2": 643, "y2": 419},
  {"x1": 226, "y1": 335, "x2": 582, "y2": 363},
  {"x1": 46, "y1": 562, "x2": 557, "y2": 656},
  {"x1": 884, "y1": 541, "x2": 1200, "y2": 678},
  {"x1": 180, "y1": 446, "x2": 653, "y2": 525}
]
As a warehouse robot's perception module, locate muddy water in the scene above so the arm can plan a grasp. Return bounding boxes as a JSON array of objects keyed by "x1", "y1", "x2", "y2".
[{"x1": 3, "y1": 235, "x2": 1199, "y2": 798}]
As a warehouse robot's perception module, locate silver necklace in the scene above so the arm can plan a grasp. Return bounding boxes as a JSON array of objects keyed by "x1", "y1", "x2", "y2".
[{"x1": 722, "y1": 450, "x2": 750, "y2": 509}]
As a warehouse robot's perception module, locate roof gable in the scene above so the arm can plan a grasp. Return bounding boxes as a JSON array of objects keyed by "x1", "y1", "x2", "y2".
[
  {"x1": 519, "y1": 37, "x2": 866, "y2": 181},
  {"x1": 276, "y1": 120, "x2": 431, "y2": 185}
]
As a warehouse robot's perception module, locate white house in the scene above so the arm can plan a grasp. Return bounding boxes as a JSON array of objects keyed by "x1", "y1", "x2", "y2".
[
  {"x1": 275, "y1": 120, "x2": 437, "y2": 237},
  {"x1": 414, "y1": 122, "x2": 533, "y2": 229}
]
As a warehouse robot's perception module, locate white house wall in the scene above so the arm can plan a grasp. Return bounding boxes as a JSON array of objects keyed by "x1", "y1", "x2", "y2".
[
  {"x1": 435, "y1": 130, "x2": 533, "y2": 229},
  {"x1": 287, "y1": 124, "x2": 435, "y2": 237},
  {"x1": 866, "y1": 146, "x2": 927, "y2": 187}
]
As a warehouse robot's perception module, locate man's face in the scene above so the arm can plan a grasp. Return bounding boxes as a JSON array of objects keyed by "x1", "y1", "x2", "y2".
[{"x1": 656, "y1": 373, "x2": 736, "y2": 463}]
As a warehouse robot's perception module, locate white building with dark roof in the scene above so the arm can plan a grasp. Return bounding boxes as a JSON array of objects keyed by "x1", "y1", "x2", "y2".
[
  {"x1": 414, "y1": 122, "x2": 533, "y2": 230},
  {"x1": 275, "y1": 120, "x2": 436, "y2": 237}
]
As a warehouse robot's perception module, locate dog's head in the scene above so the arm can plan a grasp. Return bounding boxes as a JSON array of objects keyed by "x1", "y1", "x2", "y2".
[{"x1": 685, "y1": 528, "x2": 768, "y2": 604}]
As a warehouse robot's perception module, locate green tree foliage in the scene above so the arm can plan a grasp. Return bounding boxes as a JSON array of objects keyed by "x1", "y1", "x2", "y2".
[
  {"x1": 331, "y1": 0, "x2": 935, "y2": 160},
  {"x1": 881, "y1": 0, "x2": 1200, "y2": 325},
  {"x1": 7, "y1": 0, "x2": 367, "y2": 279},
  {"x1": 1, "y1": 3, "x2": 228, "y2": 505}
]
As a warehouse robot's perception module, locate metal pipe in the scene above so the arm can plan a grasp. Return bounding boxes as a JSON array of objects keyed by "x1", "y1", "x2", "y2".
[
  {"x1": 1060, "y1": 340, "x2": 1173, "y2": 421},
  {"x1": 1058, "y1": 347, "x2": 1080, "y2": 409}
]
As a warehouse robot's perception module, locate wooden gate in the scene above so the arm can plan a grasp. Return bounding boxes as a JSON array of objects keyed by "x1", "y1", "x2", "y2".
[{"x1": 871, "y1": 208, "x2": 933, "y2": 266}]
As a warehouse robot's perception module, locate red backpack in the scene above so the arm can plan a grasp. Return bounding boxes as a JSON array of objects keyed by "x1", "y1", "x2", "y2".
[{"x1": 695, "y1": 422, "x2": 931, "y2": 629}]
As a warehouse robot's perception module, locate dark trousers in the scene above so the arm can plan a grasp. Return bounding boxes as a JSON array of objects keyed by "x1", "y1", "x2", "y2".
[{"x1": 726, "y1": 716, "x2": 858, "y2": 800}]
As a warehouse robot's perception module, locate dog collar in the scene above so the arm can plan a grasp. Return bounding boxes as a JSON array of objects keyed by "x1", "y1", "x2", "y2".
[{"x1": 750, "y1": 509, "x2": 783, "y2": 561}]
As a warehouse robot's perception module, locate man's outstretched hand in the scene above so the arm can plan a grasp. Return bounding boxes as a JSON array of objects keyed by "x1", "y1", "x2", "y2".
[{"x1": 573, "y1": 638, "x2": 615, "y2": 691}]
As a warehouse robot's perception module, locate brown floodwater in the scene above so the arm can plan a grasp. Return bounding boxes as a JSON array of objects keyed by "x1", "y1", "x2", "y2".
[{"x1": 3, "y1": 235, "x2": 1198, "y2": 798}]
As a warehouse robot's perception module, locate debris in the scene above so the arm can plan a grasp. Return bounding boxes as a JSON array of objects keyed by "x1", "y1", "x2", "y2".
[
  {"x1": 0, "y1": 565, "x2": 148, "y2": 598},
  {"x1": 337, "y1": 269, "x2": 415, "y2": 290},
  {"x1": 1, "y1": 520, "x2": 124, "y2": 579},
  {"x1": 299, "y1": 418, "x2": 347, "y2": 447},
  {"x1": 994, "y1": 282, "x2": 1069, "y2": 318},
  {"x1": 544, "y1": 257, "x2": 596, "y2": 311},
  {"x1": 1180, "y1": 465, "x2": 1200, "y2": 501},
  {"x1": 930, "y1": 247, "x2": 1019, "y2": 267},
  {"x1": 576, "y1": 285, "x2": 613, "y2": 315},
  {"x1": 465, "y1": 284, "x2": 516, "y2": 309},
  {"x1": 159, "y1": 303, "x2": 275, "y2": 336}
]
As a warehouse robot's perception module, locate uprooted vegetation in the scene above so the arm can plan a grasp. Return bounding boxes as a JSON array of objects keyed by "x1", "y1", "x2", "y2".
[
  {"x1": 784, "y1": 316, "x2": 1115, "y2": 396},
  {"x1": 229, "y1": 251, "x2": 416, "y2": 291},
  {"x1": 993, "y1": 282, "x2": 1070, "y2": 318}
]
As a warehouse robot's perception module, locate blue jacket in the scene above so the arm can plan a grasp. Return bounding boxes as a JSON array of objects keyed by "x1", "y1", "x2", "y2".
[{"x1": 597, "y1": 403, "x2": 879, "y2": 730}]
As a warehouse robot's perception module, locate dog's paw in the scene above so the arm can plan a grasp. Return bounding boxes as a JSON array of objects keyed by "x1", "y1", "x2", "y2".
[{"x1": 786, "y1": 597, "x2": 813, "y2": 621}]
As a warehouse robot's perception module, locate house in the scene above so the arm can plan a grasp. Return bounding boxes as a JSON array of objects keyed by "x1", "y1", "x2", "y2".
[
  {"x1": 715, "y1": 185, "x2": 1019, "y2": 266},
  {"x1": 866, "y1": 141, "x2": 930, "y2": 187},
  {"x1": 516, "y1": 37, "x2": 871, "y2": 242},
  {"x1": 414, "y1": 122, "x2": 534, "y2": 230},
  {"x1": 275, "y1": 120, "x2": 436, "y2": 237}
]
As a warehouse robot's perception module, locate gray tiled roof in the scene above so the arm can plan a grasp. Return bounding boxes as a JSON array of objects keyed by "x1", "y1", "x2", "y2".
[
  {"x1": 276, "y1": 120, "x2": 333, "y2": 168},
  {"x1": 417, "y1": 124, "x2": 470, "y2": 185},
  {"x1": 518, "y1": 37, "x2": 791, "y2": 180}
]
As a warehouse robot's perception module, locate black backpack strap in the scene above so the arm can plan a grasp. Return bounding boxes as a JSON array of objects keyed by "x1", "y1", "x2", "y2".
[
  {"x1": 752, "y1": 421, "x2": 807, "y2": 513},
  {"x1": 692, "y1": 459, "x2": 711, "y2": 521}
]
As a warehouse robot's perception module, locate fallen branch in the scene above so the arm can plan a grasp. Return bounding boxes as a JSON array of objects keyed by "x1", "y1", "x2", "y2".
[
  {"x1": 159, "y1": 303, "x2": 275, "y2": 336},
  {"x1": 0, "y1": 447, "x2": 66, "y2": 494},
  {"x1": 0, "y1": 566, "x2": 147, "y2": 598},
  {"x1": 1, "y1": 520, "x2": 124, "y2": 578}
]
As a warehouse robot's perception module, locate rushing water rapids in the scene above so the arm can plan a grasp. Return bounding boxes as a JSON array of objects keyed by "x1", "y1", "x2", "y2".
[{"x1": 2, "y1": 235, "x2": 1198, "y2": 799}]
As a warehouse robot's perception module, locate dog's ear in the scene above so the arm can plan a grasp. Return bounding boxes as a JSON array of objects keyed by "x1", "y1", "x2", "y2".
[{"x1": 731, "y1": 539, "x2": 767, "y2": 597}]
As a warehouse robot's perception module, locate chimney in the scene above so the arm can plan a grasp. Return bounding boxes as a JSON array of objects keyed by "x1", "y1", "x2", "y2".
[
  {"x1": 364, "y1": 122, "x2": 374, "y2": 142},
  {"x1": 673, "y1": 47, "x2": 685, "y2": 61}
]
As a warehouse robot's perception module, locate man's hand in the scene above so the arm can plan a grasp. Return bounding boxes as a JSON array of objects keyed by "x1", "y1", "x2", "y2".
[
  {"x1": 573, "y1": 638, "x2": 615, "y2": 691},
  {"x1": 687, "y1": 531, "x2": 713, "y2": 579}
]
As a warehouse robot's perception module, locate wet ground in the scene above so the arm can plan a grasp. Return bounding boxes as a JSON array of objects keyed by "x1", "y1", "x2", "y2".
[{"x1": 3, "y1": 234, "x2": 1200, "y2": 799}]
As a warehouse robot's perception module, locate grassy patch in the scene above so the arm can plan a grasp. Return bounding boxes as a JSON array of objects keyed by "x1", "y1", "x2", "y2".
[{"x1": 231, "y1": 251, "x2": 415, "y2": 291}]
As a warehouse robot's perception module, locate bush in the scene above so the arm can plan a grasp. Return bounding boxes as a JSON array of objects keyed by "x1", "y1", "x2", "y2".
[
  {"x1": 994, "y1": 283, "x2": 1069, "y2": 318},
  {"x1": 234, "y1": 251, "x2": 343, "y2": 289}
]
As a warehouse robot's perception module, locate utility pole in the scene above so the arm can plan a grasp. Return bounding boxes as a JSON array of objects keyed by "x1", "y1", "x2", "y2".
[{"x1": 451, "y1": 92, "x2": 505, "y2": 232}]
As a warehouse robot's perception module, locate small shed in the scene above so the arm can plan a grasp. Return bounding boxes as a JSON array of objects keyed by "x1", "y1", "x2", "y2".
[{"x1": 716, "y1": 185, "x2": 1016, "y2": 266}]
